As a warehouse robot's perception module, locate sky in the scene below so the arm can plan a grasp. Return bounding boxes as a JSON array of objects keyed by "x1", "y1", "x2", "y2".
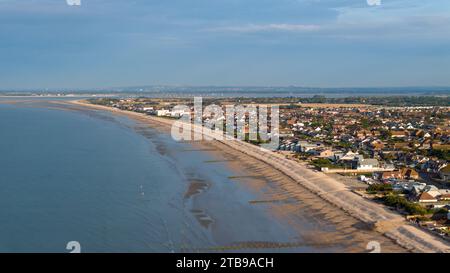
[{"x1": 0, "y1": 0, "x2": 450, "y2": 89}]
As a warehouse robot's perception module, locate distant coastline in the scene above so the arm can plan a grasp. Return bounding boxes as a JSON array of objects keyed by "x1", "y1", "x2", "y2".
[{"x1": 1, "y1": 86, "x2": 449, "y2": 100}]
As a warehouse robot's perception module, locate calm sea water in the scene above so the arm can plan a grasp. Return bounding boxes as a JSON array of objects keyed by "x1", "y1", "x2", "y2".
[{"x1": 0, "y1": 100, "x2": 403, "y2": 253}]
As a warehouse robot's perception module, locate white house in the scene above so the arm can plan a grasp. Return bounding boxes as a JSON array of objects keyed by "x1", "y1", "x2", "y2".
[
  {"x1": 340, "y1": 151, "x2": 362, "y2": 161},
  {"x1": 156, "y1": 109, "x2": 171, "y2": 116},
  {"x1": 170, "y1": 109, "x2": 190, "y2": 118},
  {"x1": 357, "y1": 158, "x2": 379, "y2": 170}
]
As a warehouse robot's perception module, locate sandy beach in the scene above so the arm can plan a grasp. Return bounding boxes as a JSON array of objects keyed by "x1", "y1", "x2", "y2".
[{"x1": 66, "y1": 99, "x2": 450, "y2": 253}]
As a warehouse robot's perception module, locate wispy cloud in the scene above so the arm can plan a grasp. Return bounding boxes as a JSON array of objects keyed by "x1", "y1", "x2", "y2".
[{"x1": 205, "y1": 23, "x2": 321, "y2": 33}]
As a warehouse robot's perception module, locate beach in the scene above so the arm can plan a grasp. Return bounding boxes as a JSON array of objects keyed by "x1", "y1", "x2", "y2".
[{"x1": 64, "y1": 99, "x2": 450, "y2": 253}]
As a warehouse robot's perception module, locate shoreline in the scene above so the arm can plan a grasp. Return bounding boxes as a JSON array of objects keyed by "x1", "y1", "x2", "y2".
[{"x1": 68, "y1": 99, "x2": 450, "y2": 253}]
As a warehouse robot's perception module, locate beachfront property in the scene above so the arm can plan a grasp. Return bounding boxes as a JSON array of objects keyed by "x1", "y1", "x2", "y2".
[{"x1": 356, "y1": 158, "x2": 379, "y2": 170}]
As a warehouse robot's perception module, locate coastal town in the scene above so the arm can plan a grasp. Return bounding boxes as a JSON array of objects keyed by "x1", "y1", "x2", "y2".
[
  {"x1": 276, "y1": 102, "x2": 450, "y2": 239},
  {"x1": 90, "y1": 97, "x2": 450, "y2": 242}
]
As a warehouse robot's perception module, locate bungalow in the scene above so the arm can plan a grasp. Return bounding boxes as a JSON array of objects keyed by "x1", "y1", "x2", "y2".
[
  {"x1": 426, "y1": 189, "x2": 442, "y2": 199},
  {"x1": 340, "y1": 151, "x2": 362, "y2": 162},
  {"x1": 300, "y1": 142, "x2": 323, "y2": 153},
  {"x1": 357, "y1": 158, "x2": 379, "y2": 170},
  {"x1": 391, "y1": 130, "x2": 408, "y2": 138},
  {"x1": 381, "y1": 171, "x2": 403, "y2": 180},
  {"x1": 317, "y1": 149, "x2": 335, "y2": 158},
  {"x1": 418, "y1": 192, "x2": 438, "y2": 203},
  {"x1": 394, "y1": 142, "x2": 411, "y2": 150},
  {"x1": 142, "y1": 107, "x2": 154, "y2": 112},
  {"x1": 433, "y1": 144, "x2": 450, "y2": 151},
  {"x1": 400, "y1": 168, "x2": 420, "y2": 180},
  {"x1": 392, "y1": 181, "x2": 422, "y2": 192},
  {"x1": 156, "y1": 109, "x2": 171, "y2": 116}
]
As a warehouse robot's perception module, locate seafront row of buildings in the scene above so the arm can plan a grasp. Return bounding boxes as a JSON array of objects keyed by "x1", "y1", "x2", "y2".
[{"x1": 92, "y1": 97, "x2": 450, "y2": 239}]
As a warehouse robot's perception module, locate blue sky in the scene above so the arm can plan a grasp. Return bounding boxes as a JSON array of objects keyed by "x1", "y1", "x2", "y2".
[{"x1": 0, "y1": 0, "x2": 450, "y2": 89}]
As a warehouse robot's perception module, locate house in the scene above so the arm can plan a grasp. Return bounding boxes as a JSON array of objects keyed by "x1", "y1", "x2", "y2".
[
  {"x1": 370, "y1": 140, "x2": 385, "y2": 151},
  {"x1": 391, "y1": 130, "x2": 408, "y2": 138},
  {"x1": 400, "y1": 168, "x2": 420, "y2": 180},
  {"x1": 418, "y1": 192, "x2": 438, "y2": 203},
  {"x1": 142, "y1": 107, "x2": 154, "y2": 112},
  {"x1": 439, "y1": 165, "x2": 450, "y2": 182},
  {"x1": 439, "y1": 194, "x2": 450, "y2": 201},
  {"x1": 381, "y1": 171, "x2": 403, "y2": 180},
  {"x1": 156, "y1": 109, "x2": 171, "y2": 116},
  {"x1": 317, "y1": 149, "x2": 334, "y2": 158},
  {"x1": 419, "y1": 141, "x2": 431, "y2": 150},
  {"x1": 394, "y1": 142, "x2": 410, "y2": 150},
  {"x1": 340, "y1": 151, "x2": 362, "y2": 162},
  {"x1": 331, "y1": 153, "x2": 342, "y2": 162},
  {"x1": 171, "y1": 109, "x2": 190, "y2": 118},
  {"x1": 300, "y1": 142, "x2": 323, "y2": 153},
  {"x1": 392, "y1": 181, "x2": 422, "y2": 192},
  {"x1": 357, "y1": 158, "x2": 379, "y2": 170},
  {"x1": 432, "y1": 144, "x2": 450, "y2": 151},
  {"x1": 287, "y1": 118, "x2": 297, "y2": 126},
  {"x1": 420, "y1": 185, "x2": 442, "y2": 201},
  {"x1": 426, "y1": 189, "x2": 442, "y2": 199}
]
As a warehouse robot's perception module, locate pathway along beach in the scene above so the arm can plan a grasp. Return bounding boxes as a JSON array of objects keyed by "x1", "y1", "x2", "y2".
[{"x1": 67, "y1": 100, "x2": 450, "y2": 253}]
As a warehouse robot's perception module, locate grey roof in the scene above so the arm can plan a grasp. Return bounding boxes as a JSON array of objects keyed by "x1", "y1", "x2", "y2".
[{"x1": 360, "y1": 159, "x2": 379, "y2": 165}]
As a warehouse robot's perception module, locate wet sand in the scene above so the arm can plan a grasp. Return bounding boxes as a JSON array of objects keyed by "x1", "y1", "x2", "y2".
[{"x1": 64, "y1": 100, "x2": 450, "y2": 253}]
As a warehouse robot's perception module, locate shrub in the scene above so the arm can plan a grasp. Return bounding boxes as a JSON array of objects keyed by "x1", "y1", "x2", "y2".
[
  {"x1": 382, "y1": 193, "x2": 427, "y2": 215},
  {"x1": 367, "y1": 183, "x2": 393, "y2": 194}
]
